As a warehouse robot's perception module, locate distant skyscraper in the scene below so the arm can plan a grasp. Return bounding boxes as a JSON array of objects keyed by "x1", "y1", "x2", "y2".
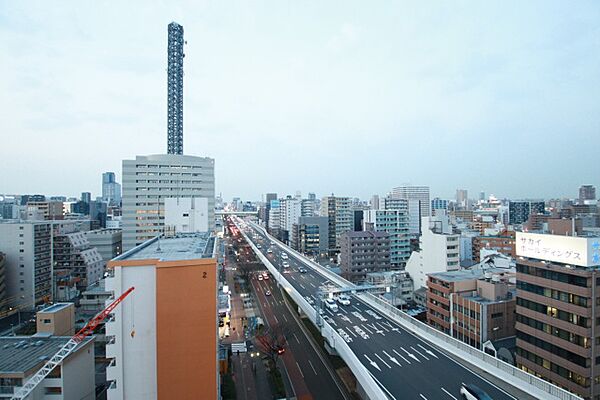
[
  {"x1": 479, "y1": 191, "x2": 485, "y2": 201},
  {"x1": 102, "y1": 172, "x2": 122, "y2": 206},
  {"x1": 509, "y1": 200, "x2": 545, "y2": 225},
  {"x1": 579, "y1": 184, "x2": 596, "y2": 203},
  {"x1": 391, "y1": 186, "x2": 430, "y2": 235},
  {"x1": 456, "y1": 189, "x2": 468, "y2": 209},
  {"x1": 81, "y1": 192, "x2": 91, "y2": 204},
  {"x1": 167, "y1": 22, "x2": 184, "y2": 155}
]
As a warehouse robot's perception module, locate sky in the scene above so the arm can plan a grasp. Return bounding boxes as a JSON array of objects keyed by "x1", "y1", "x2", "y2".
[{"x1": 1, "y1": 1, "x2": 599, "y2": 202}]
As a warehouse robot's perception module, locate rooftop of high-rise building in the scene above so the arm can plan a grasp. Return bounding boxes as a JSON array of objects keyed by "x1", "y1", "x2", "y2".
[{"x1": 114, "y1": 232, "x2": 216, "y2": 261}]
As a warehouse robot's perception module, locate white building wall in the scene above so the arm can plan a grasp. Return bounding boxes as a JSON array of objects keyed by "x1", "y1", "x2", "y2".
[
  {"x1": 164, "y1": 197, "x2": 209, "y2": 233},
  {"x1": 106, "y1": 265, "x2": 157, "y2": 400},
  {"x1": 405, "y1": 216, "x2": 460, "y2": 290},
  {"x1": 61, "y1": 340, "x2": 96, "y2": 400}
]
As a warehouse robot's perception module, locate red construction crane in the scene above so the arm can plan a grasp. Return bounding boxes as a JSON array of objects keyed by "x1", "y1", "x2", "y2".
[{"x1": 11, "y1": 286, "x2": 135, "y2": 400}]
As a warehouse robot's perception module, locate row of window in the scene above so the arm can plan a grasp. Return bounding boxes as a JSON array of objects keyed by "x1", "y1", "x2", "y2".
[
  {"x1": 518, "y1": 348, "x2": 589, "y2": 388},
  {"x1": 517, "y1": 264, "x2": 588, "y2": 287},
  {"x1": 517, "y1": 281, "x2": 588, "y2": 307},
  {"x1": 517, "y1": 297, "x2": 588, "y2": 327},
  {"x1": 517, "y1": 314, "x2": 589, "y2": 348},
  {"x1": 517, "y1": 330, "x2": 589, "y2": 368}
]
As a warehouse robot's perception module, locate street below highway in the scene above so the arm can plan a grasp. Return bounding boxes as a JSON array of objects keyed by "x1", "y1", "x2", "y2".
[{"x1": 251, "y1": 268, "x2": 349, "y2": 400}]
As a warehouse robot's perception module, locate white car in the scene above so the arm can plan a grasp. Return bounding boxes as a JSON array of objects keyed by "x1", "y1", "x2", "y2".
[
  {"x1": 282, "y1": 261, "x2": 290, "y2": 268},
  {"x1": 325, "y1": 299, "x2": 339, "y2": 312},
  {"x1": 336, "y1": 295, "x2": 351, "y2": 306},
  {"x1": 460, "y1": 384, "x2": 492, "y2": 400},
  {"x1": 281, "y1": 253, "x2": 288, "y2": 260}
]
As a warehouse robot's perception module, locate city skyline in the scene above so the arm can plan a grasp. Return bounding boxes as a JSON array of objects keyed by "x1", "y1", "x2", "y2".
[{"x1": 1, "y1": 2, "x2": 599, "y2": 200}]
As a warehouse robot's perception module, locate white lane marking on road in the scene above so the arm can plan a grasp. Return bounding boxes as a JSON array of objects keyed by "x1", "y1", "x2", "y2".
[
  {"x1": 293, "y1": 333, "x2": 300, "y2": 344},
  {"x1": 419, "y1": 394, "x2": 428, "y2": 400},
  {"x1": 296, "y1": 362, "x2": 304, "y2": 378},
  {"x1": 308, "y1": 360, "x2": 318, "y2": 375},
  {"x1": 374, "y1": 353, "x2": 391, "y2": 369},
  {"x1": 364, "y1": 354, "x2": 381, "y2": 371},
  {"x1": 400, "y1": 347, "x2": 420, "y2": 363},
  {"x1": 273, "y1": 315, "x2": 278, "y2": 323},
  {"x1": 299, "y1": 283, "x2": 306, "y2": 290},
  {"x1": 351, "y1": 305, "x2": 362, "y2": 313},
  {"x1": 361, "y1": 324, "x2": 374, "y2": 335},
  {"x1": 441, "y1": 387, "x2": 457, "y2": 399},
  {"x1": 338, "y1": 306, "x2": 348, "y2": 314},
  {"x1": 282, "y1": 314, "x2": 288, "y2": 322},
  {"x1": 368, "y1": 323, "x2": 385, "y2": 335},
  {"x1": 346, "y1": 327, "x2": 358, "y2": 337},
  {"x1": 376, "y1": 322, "x2": 391, "y2": 332},
  {"x1": 411, "y1": 346, "x2": 429, "y2": 361},
  {"x1": 382, "y1": 350, "x2": 402, "y2": 367},
  {"x1": 392, "y1": 349, "x2": 411, "y2": 364},
  {"x1": 309, "y1": 282, "x2": 316, "y2": 288},
  {"x1": 310, "y1": 294, "x2": 317, "y2": 300},
  {"x1": 289, "y1": 275, "x2": 296, "y2": 280},
  {"x1": 264, "y1": 303, "x2": 268, "y2": 308},
  {"x1": 418, "y1": 343, "x2": 439, "y2": 359}
]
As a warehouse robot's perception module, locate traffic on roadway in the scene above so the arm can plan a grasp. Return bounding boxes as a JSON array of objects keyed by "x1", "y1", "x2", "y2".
[{"x1": 236, "y1": 219, "x2": 521, "y2": 400}]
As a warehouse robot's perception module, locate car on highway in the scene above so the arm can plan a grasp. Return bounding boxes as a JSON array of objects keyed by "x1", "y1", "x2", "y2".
[
  {"x1": 262, "y1": 273, "x2": 269, "y2": 280},
  {"x1": 258, "y1": 275, "x2": 263, "y2": 281},
  {"x1": 282, "y1": 261, "x2": 290, "y2": 268},
  {"x1": 298, "y1": 267, "x2": 307, "y2": 273},
  {"x1": 281, "y1": 253, "x2": 288, "y2": 260},
  {"x1": 265, "y1": 290, "x2": 272, "y2": 296},
  {"x1": 336, "y1": 295, "x2": 351, "y2": 306},
  {"x1": 325, "y1": 299, "x2": 339, "y2": 312},
  {"x1": 460, "y1": 384, "x2": 492, "y2": 400},
  {"x1": 267, "y1": 248, "x2": 273, "y2": 254}
]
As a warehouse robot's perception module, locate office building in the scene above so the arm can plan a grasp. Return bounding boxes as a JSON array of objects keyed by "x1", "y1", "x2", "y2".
[
  {"x1": 405, "y1": 213, "x2": 460, "y2": 290},
  {"x1": 340, "y1": 231, "x2": 390, "y2": 282},
  {"x1": 515, "y1": 232, "x2": 600, "y2": 399},
  {"x1": 456, "y1": 189, "x2": 469, "y2": 209},
  {"x1": 431, "y1": 198, "x2": 449, "y2": 214},
  {"x1": 579, "y1": 185, "x2": 596, "y2": 203},
  {"x1": 321, "y1": 195, "x2": 353, "y2": 254},
  {"x1": 0, "y1": 335, "x2": 95, "y2": 399},
  {"x1": 267, "y1": 199, "x2": 281, "y2": 233},
  {"x1": 102, "y1": 172, "x2": 122, "y2": 206},
  {"x1": 427, "y1": 268, "x2": 516, "y2": 350},
  {"x1": 363, "y1": 208, "x2": 410, "y2": 267},
  {"x1": 291, "y1": 216, "x2": 329, "y2": 256},
  {"x1": 364, "y1": 270, "x2": 414, "y2": 307},
  {"x1": 0, "y1": 221, "x2": 52, "y2": 310},
  {"x1": 121, "y1": 154, "x2": 215, "y2": 251},
  {"x1": 279, "y1": 197, "x2": 302, "y2": 238},
  {"x1": 391, "y1": 186, "x2": 430, "y2": 235},
  {"x1": 167, "y1": 22, "x2": 184, "y2": 155},
  {"x1": 164, "y1": 197, "x2": 209, "y2": 234},
  {"x1": 85, "y1": 229, "x2": 123, "y2": 263},
  {"x1": 509, "y1": 200, "x2": 545, "y2": 225},
  {"x1": 106, "y1": 232, "x2": 217, "y2": 400}
]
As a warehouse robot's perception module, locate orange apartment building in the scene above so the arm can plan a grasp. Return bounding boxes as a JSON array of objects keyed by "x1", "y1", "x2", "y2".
[{"x1": 105, "y1": 232, "x2": 217, "y2": 400}]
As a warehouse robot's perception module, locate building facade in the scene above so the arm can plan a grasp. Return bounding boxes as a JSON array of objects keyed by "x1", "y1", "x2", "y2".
[
  {"x1": 102, "y1": 172, "x2": 122, "y2": 206},
  {"x1": 321, "y1": 196, "x2": 353, "y2": 254},
  {"x1": 363, "y1": 209, "x2": 410, "y2": 267},
  {"x1": 391, "y1": 186, "x2": 430, "y2": 236},
  {"x1": 427, "y1": 269, "x2": 516, "y2": 350},
  {"x1": 0, "y1": 221, "x2": 52, "y2": 310},
  {"x1": 121, "y1": 154, "x2": 215, "y2": 251},
  {"x1": 290, "y1": 216, "x2": 329, "y2": 256},
  {"x1": 515, "y1": 232, "x2": 600, "y2": 399},
  {"x1": 106, "y1": 233, "x2": 217, "y2": 400},
  {"x1": 405, "y1": 214, "x2": 460, "y2": 290},
  {"x1": 509, "y1": 200, "x2": 545, "y2": 225},
  {"x1": 339, "y1": 231, "x2": 390, "y2": 282}
]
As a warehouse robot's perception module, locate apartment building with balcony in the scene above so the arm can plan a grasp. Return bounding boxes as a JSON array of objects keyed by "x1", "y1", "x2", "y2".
[{"x1": 340, "y1": 231, "x2": 390, "y2": 282}]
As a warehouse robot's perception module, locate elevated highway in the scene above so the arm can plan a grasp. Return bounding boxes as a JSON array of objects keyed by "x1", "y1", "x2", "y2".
[{"x1": 232, "y1": 217, "x2": 581, "y2": 400}]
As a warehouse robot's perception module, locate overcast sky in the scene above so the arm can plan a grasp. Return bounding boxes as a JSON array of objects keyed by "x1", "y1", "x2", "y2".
[{"x1": 1, "y1": 1, "x2": 598, "y2": 201}]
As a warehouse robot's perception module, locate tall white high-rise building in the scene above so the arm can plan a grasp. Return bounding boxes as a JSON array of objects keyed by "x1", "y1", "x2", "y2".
[
  {"x1": 279, "y1": 197, "x2": 302, "y2": 233},
  {"x1": 363, "y1": 208, "x2": 410, "y2": 267},
  {"x1": 391, "y1": 186, "x2": 430, "y2": 235},
  {"x1": 121, "y1": 154, "x2": 215, "y2": 251}
]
